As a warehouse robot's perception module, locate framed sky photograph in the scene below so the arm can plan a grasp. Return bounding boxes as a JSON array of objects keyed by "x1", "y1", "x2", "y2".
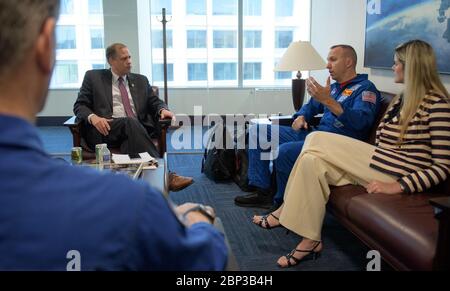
[{"x1": 364, "y1": 0, "x2": 450, "y2": 74}]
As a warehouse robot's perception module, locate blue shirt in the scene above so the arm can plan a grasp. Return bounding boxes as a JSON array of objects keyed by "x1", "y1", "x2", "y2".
[
  {"x1": 294, "y1": 74, "x2": 381, "y2": 140},
  {"x1": 0, "y1": 115, "x2": 227, "y2": 271}
]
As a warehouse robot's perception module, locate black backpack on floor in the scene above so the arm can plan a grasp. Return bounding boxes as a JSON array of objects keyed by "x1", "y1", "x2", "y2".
[
  {"x1": 201, "y1": 124, "x2": 236, "y2": 182},
  {"x1": 232, "y1": 122, "x2": 256, "y2": 192}
]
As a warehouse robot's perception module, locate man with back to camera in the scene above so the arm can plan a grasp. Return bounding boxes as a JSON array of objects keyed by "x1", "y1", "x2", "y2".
[
  {"x1": 234, "y1": 45, "x2": 382, "y2": 212},
  {"x1": 73, "y1": 43, "x2": 193, "y2": 192},
  {"x1": 0, "y1": 0, "x2": 227, "y2": 271}
]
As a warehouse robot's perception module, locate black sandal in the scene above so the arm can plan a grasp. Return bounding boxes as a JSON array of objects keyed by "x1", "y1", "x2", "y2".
[
  {"x1": 278, "y1": 241, "x2": 322, "y2": 268},
  {"x1": 255, "y1": 213, "x2": 281, "y2": 229}
]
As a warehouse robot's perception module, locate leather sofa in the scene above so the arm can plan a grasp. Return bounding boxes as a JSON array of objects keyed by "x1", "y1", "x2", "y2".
[
  {"x1": 276, "y1": 91, "x2": 450, "y2": 270},
  {"x1": 326, "y1": 92, "x2": 450, "y2": 270}
]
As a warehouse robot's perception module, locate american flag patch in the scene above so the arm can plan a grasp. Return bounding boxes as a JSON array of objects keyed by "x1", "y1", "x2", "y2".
[{"x1": 362, "y1": 91, "x2": 377, "y2": 104}]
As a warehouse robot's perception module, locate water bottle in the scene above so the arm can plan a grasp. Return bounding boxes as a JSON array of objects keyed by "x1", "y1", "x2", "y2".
[{"x1": 101, "y1": 144, "x2": 111, "y2": 166}]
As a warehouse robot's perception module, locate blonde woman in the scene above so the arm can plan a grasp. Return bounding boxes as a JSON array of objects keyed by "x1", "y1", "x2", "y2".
[{"x1": 252, "y1": 40, "x2": 450, "y2": 268}]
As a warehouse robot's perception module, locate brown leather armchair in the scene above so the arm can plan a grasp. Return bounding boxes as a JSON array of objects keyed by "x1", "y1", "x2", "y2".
[{"x1": 64, "y1": 86, "x2": 171, "y2": 160}]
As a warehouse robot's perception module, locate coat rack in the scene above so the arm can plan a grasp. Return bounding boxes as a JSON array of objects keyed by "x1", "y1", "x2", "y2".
[{"x1": 158, "y1": 8, "x2": 171, "y2": 106}]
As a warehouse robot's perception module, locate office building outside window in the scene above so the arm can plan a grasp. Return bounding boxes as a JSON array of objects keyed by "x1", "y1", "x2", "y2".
[
  {"x1": 213, "y1": 31, "x2": 237, "y2": 48},
  {"x1": 152, "y1": 30, "x2": 173, "y2": 49},
  {"x1": 214, "y1": 63, "x2": 237, "y2": 81},
  {"x1": 51, "y1": 0, "x2": 104, "y2": 89},
  {"x1": 244, "y1": 62, "x2": 262, "y2": 80},
  {"x1": 213, "y1": 0, "x2": 238, "y2": 15},
  {"x1": 244, "y1": 31, "x2": 262, "y2": 48},
  {"x1": 142, "y1": 0, "x2": 310, "y2": 88},
  {"x1": 188, "y1": 63, "x2": 208, "y2": 81},
  {"x1": 244, "y1": 0, "x2": 262, "y2": 16},
  {"x1": 92, "y1": 64, "x2": 106, "y2": 70},
  {"x1": 275, "y1": 30, "x2": 293, "y2": 48},
  {"x1": 90, "y1": 28, "x2": 104, "y2": 49},
  {"x1": 60, "y1": 0, "x2": 74, "y2": 15},
  {"x1": 88, "y1": 0, "x2": 103, "y2": 14},
  {"x1": 51, "y1": 61, "x2": 79, "y2": 87},
  {"x1": 153, "y1": 64, "x2": 174, "y2": 82},
  {"x1": 276, "y1": 0, "x2": 293, "y2": 17},
  {"x1": 151, "y1": 0, "x2": 172, "y2": 15},
  {"x1": 186, "y1": 0, "x2": 206, "y2": 15},
  {"x1": 187, "y1": 30, "x2": 207, "y2": 48},
  {"x1": 56, "y1": 26, "x2": 77, "y2": 49}
]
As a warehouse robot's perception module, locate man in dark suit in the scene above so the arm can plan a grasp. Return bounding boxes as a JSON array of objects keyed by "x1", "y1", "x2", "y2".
[{"x1": 74, "y1": 43, "x2": 192, "y2": 191}]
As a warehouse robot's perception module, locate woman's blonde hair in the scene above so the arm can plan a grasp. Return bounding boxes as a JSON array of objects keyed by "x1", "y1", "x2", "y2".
[{"x1": 393, "y1": 39, "x2": 449, "y2": 141}]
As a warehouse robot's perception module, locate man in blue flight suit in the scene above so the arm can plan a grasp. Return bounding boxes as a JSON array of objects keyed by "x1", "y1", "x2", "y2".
[
  {"x1": 234, "y1": 45, "x2": 381, "y2": 211},
  {"x1": 0, "y1": 0, "x2": 227, "y2": 271}
]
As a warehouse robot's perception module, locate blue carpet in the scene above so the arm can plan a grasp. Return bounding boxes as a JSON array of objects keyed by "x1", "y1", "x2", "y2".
[
  {"x1": 168, "y1": 154, "x2": 372, "y2": 271},
  {"x1": 38, "y1": 126, "x2": 379, "y2": 271}
]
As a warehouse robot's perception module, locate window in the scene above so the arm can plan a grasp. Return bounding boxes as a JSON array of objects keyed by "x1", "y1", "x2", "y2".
[
  {"x1": 51, "y1": 0, "x2": 104, "y2": 89},
  {"x1": 213, "y1": 0, "x2": 237, "y2": 15},
  {"x1": 213, "y1": 31, "x2": 237, "y2": 48},
  {"x1": 243, "y1": 0, "x2": 261, "y2": 16},
  {"x1": 151, "y1": 0, "x2": 172, "y2": 15},
  {"x1": 88, "y1": 0, "x2": 103, "y2": 14},
  {"x1": 90, "y1": 28, "x2": 104, "y2": 49},
  {"x1": 188, "y1": 63, "x2": 207, "y2": 81},
  {"x1": 214, "y1": 63, "x2": 237, "y2": 81},
  {"x1": 275, "y1": 30, "x2": 293, "y2": 48},
  {"x1": 244, "y1": 31, "x2": 261, "y2": 48},
  {"x1": 51, "y1": 61, "x2": 78, "y2": 86},
  {"x1": 56, "y1": 26, "x2": 77, "y2": 49},
  {"x1": 187, "y1": 30, "x2": 207, "y2": 48},
  {"x1": 244, "y1": 62, "x2": 261, "y2": 80},
  {"x1": 186, "y1": 0, "x2": 206, "y2": 15},
  {"x1": 276, "y1": 0, "x2": 293, "y2": 17},
  {"x1": 152, "y1": 30, "x2": 173, "y2": 48},
  {"x1": 60, "y1": 0, "x2": 74, "y2": 15},
  {"x1": 142, "y1": 0, "x2": 310, "y2": 88},
  {"x1": 92, "y1": 64, "x2": 106, "y2": 70},
  {"x1": 275, "y1": 71, "x2": 292, "y2": 80},
  {"x1": 153, "y1": 64, "x2": 174, "y2": 82}
]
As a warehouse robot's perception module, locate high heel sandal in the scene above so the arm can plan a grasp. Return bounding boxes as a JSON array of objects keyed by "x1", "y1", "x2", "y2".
[
  {"x1": 278, "y1": 241, "x2": 322, "y2": 268},
  {"x1": 254, "y1": 213, "x2": 281, "y2": 229}
]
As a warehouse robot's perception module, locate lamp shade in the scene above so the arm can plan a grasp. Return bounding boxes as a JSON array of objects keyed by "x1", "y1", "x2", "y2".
[{"x1": 275, "y1": 41, "x2": 326, "y2": 72}]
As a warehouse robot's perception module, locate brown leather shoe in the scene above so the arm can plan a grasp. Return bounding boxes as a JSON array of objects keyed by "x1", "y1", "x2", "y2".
[{"x1": 169, "y1": 172, "x2": 194, "y2": 192}]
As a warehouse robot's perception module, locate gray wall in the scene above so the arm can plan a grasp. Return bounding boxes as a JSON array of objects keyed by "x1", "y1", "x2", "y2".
[{"x1": 310, "y1": 0, "x2": 450, "y2": 95}]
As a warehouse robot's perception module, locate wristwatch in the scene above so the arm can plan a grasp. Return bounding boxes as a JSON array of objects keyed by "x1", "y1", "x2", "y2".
[{"x1": 183, "y1": 204, "x2": 215, "y2": 223}]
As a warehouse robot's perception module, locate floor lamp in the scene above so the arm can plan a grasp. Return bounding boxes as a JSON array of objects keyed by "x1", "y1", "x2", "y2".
[{"x1": 275, "y1": 41, "x2": 326, "y2": 111}]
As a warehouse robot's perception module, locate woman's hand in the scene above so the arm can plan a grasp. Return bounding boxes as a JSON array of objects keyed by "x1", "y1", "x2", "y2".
[{"x1": 365, "y1": 181, "x2": 403, "y2": 195}]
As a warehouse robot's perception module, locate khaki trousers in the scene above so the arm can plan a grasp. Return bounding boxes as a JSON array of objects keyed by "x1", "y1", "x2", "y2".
[{"x1": 279, "y1": 132, "x2": 397, "y2": 241}]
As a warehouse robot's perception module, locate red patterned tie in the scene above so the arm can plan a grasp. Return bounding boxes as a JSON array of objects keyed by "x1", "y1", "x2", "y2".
[{"x1": 118, "y1": 77, "x2": 135, "y2": 118}]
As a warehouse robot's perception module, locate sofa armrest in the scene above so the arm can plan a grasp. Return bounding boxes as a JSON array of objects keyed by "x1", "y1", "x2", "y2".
[
  {"x1": 430, "y1": 197, "x2": 450, "y2": 270},
  {"x1": 157, "y1": 118, "x2": 172, "y2": 157},
  {"x1": 268, "y1": 113, "x2": 323, "y2": 128},
  {"x1": 268, "y1": 115, "x2": 294, "y2": 126}
]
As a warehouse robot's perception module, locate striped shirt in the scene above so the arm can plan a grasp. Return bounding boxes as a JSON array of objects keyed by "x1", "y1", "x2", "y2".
[{"x1": 370, "y1": 93, "x2": 450, "y2": 193}]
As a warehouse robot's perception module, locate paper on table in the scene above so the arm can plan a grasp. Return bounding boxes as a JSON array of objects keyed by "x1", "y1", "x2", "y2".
[{"x1": 112, "y1": 152, "x2": 156, "y2": 165}]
